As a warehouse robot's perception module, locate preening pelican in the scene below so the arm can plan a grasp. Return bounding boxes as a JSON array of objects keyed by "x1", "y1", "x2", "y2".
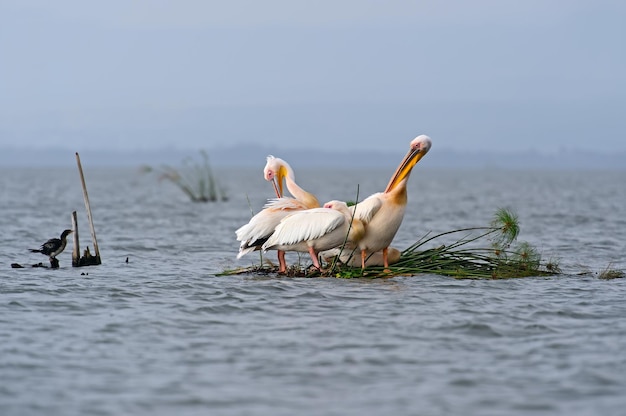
[
  {"x1": 352, "y1": 135, "x2": 431, "y2": 268},
  {"x1": 236, "y1": 156, "x2": 320, "y2": 272},
  {"x1": 262, "y1": 200, "x2": 365, "y2": 270}
]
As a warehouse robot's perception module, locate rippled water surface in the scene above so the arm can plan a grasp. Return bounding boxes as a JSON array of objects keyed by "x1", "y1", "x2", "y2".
[{"x1": 1, "y1": 166, "x2": 626, "y2": 416}]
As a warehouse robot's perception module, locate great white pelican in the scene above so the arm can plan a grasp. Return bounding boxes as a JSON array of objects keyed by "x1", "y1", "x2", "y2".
[{"x1": 351, "y1": 135, "x2": 432, "y2": 269}]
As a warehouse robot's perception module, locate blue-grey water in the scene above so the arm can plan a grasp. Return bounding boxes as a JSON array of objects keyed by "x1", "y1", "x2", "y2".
[{"x1": 1, "y1": 166, "x2": 626, "y2": 416}]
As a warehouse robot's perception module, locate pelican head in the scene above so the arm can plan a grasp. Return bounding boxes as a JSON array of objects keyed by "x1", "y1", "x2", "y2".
[
  {"x1": 263, "y1": 155, "x2": 288, "y2": 198},
  {"x1": 384, "y1": 135, "x2": 432, "y2": 193},
  {"x1": 323, "y1": 200, "x2": 349, "y2": 211}
]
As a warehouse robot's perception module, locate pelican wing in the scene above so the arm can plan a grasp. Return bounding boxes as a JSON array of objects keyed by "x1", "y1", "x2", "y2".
[
  {"x1": 236, "y1": 197, "x2": 314, "y2": 258},
  {"x1": 236, "y1": 207, "x2": 288, "y2": 257},
  {"x1": 351, "y1": 193, "x2": 383, "y2": 224},
  {"x1": 263, "y1": 208, "x2": 345, "y2": 249}
]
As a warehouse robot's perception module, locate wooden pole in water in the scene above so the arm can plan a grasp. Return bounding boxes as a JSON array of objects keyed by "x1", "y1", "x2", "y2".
[
  {"x1": 71, "y1": 210, "x2": 80, "y2": 267},
  {"x1": 75, "y1": 152, "x2": 101, "y2": 265}
]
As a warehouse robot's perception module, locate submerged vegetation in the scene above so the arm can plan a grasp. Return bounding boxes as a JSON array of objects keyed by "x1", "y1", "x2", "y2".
[
  {"x1": 221, "y1": 208, "x2": 562, "y2": 279},
  {"x1": 598, "y1": 265, "x2": 625, "y2": 280},
  {"x1": 143, "y1": 150, "x2": 227, "y2": 202}
]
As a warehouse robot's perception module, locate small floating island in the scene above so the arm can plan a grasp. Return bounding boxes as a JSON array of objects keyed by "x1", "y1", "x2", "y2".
[{"x1": 222, "y1": 208, "x2": 573, "y2": 279}]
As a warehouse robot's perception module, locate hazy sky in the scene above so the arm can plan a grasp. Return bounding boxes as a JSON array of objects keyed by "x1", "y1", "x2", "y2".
[{"x1": 1, "y1": 1, "x2": 624, "y2": 154}]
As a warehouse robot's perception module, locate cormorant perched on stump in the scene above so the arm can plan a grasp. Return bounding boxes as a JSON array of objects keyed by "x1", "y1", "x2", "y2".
[{"x1": 30, "y1": 229, "x2": 73, "y2": 259}]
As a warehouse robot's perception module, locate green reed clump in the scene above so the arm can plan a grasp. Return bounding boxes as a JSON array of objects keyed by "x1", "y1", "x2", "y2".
[
  {"x1": 146, "y1": 150, "x2": 227, "y2": 202},
  {"x1": 381, "y1": 208, "x2": 554, "y2": 279}
]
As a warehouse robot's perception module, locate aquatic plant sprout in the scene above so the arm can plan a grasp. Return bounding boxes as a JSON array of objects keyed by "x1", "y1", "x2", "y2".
[
  {"x1": 327, "y1": 185, "x2": 360, "y2": 275},
  {"x1": 491, "y1": 207, "x2": 520, "y2": 248},
  {"x1": 598, "y1": 265, "x2": 625, "y2": 280},
  {"x1": 147, "y1": 150, "x2": 228, "y2": 202}
]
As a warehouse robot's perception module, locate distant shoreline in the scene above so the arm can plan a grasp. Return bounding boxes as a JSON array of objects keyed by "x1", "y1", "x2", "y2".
[{"x1": 1, "y1": 145, "x2": 625, "y2": 170}]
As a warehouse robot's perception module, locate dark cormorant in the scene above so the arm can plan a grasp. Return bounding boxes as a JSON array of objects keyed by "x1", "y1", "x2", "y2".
[{"x1": 30, "y1": 229, "x2": 73, "y2": 259}]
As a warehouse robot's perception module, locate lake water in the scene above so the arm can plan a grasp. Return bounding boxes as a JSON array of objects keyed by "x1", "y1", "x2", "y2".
[{"x1": 1, "y1": 165, "x2": 625, "y2": 416}]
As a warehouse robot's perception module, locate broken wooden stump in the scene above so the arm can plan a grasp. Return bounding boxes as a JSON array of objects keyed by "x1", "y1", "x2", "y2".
[
  {"x1": 73, "y1": 153, "x2": 102, "y2": 267},
  {"x1": 77, "y1": 246, "x2": 100, "y2": 267},
  {"x1": 71, "y1": 210, "x2": 101, "y2": 267}
]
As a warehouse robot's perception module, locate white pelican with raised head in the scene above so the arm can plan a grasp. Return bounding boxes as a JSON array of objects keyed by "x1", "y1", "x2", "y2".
[
  {"x1": 352, "y1": 135, "x2": 431, "y2": 269},
  {"x1": 261, "y1": 200, "x2": 365, "y2": 270},
  {"x1": 236, "y1": 156, "x2": 320, "y2": 272}
]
